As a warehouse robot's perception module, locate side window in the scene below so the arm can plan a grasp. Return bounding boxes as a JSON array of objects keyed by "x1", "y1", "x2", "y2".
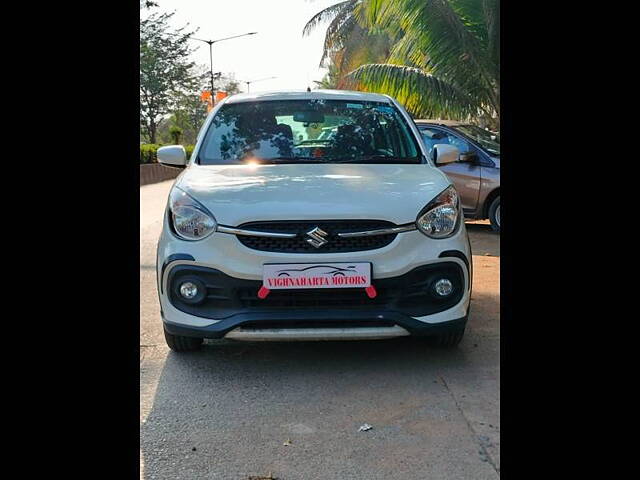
[
  {"x1": 420, "y1": 128, "x2": 472, "y2": 160},
  {"x1": 447, "y1": 134, "x2": 472, "y2": 154},
  {"x1": 420, "y1": 128, "x2": 441, "y2": 157}
]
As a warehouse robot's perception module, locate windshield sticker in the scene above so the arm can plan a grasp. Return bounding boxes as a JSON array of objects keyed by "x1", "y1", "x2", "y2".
[{"x1": 346, "y1": 103, "x2": 364, "y2": 109}]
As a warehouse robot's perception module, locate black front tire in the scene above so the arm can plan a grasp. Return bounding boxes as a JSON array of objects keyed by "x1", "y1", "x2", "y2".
[
  {"x1": 488, "y1": 196, "x2": 500, "y2": 232},
  {"x1": 433, "y1": 328, "x2": 466, "y2": 348},
  {"x1": 164, "y1": 328, "x2": 203, "y2": 352}
]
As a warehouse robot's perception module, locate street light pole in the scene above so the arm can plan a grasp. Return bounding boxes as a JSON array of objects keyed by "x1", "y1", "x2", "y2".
[
  {"x1": 187, "y1": 32, "x2": 258, "y2": 95},
  {"x1": 244, "y1": 76, "x2": 277, "y2": 93},
  {"x1": 207, "y1": 41, "x2": 214, "y2": 95}
]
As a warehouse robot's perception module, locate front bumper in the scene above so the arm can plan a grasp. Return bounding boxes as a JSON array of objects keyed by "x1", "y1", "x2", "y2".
[
  {"x1": 157, "y1": 214, "x2": 472, "y2": 340},
  {"x1": 159, "y1": 258, "x2": 470, "y2": 340},
  {"x1": 163, "y1": 310, "x2": 468, "y2": 340}
]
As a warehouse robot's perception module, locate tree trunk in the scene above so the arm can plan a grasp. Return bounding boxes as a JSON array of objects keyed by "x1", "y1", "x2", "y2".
[{"x1": 148, "y1": 119, "x2": 157, "y2": 144}]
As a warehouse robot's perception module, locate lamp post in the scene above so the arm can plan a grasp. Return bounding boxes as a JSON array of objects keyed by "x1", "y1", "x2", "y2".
[{"x1": 187, "y1": 32, "x2": 258, "y2": 94}]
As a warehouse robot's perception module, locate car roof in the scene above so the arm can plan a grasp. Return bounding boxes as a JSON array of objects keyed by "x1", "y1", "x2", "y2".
[
  {"x1": 414, "y1": 119, "x2": 467, "y2": 127},
  {"x1": 224, "y1": 89, "x2": 394, "y2": 104}
]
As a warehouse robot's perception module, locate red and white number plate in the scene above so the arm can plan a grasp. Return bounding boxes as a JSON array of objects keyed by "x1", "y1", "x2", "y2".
[{"x1": 263, "y1": 262, "x2": 371, "y2": 290}]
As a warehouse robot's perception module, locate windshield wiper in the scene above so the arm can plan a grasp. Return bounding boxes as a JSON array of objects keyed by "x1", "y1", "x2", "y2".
[
  {"x1": 258, "y1": 156, "x2": 328, "y2": 164},
  {"x1": 327, "y1": 155, "x2": 420, "y2": 164},
  {"x1": 246, "y1": 155, "x2": 421, "y2": 164}
]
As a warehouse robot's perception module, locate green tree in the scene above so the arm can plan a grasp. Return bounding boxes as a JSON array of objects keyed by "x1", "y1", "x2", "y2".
[
  {"x1": 305, "y1": 0, "x2": 500, "y2": 128},
  {"x1": 221, "y1": 78, "x2": 241, "y2": 95},
  {"x1": 303, "y1": 0, "x2": 392, "y2": 89},
  {"x1": 169, "y1": 125, "x2": 183, "y2": 144},
  {"x1": 170, "y1": 92, "x2": 208, "y2": 144},
  {"x1": 140, "y1": 10, "x2": 200, "y2": 143},
  {"x1": 160, "y1": 68, "x2": 240, "y2": 145},
  {"x1": 313, "y1": 62, "x2": 340, "y2": 89}
]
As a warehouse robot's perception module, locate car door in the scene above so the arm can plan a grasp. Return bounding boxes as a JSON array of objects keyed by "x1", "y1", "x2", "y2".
[{"x1": 419, "y1": 127, "x2": 482, "y2": 215}]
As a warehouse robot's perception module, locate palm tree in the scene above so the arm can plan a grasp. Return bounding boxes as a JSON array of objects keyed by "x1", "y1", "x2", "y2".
[
  {"x1": 313, "y1": 62, "x2": 341, "y2": 89},
  {"x1": 304, "y1": 0, "x2": 500, "y2": 128},
  {"x1": 303, "y1": 0, "x2": 392, "y2": 88}
]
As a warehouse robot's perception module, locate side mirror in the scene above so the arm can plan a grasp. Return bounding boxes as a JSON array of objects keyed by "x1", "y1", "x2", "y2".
[
  {"x1": 433, "y1": 144, "x2": 460, "y2": 166},
  {"x1": 157, "y1": 145, "x2": 187, "y2": 168}
]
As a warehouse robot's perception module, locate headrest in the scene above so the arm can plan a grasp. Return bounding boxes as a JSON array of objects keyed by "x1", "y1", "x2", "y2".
[{"x1": 275, "y1": 123, "x2": 293, "y2": 140}]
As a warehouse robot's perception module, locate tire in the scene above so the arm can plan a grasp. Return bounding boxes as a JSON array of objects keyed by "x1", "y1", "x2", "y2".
[
  {"x1": 164, "y1": 328, "x2": 203, "y2": 352},
  {"x1": 433, "y1": 328, "x2": 466, "y2": 348},
  {"x1": 488, "y1": 195, "x2": 500, "y2": 232}
]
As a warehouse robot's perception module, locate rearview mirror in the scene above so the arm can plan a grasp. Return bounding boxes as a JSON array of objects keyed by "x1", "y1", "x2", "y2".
[
  {"x1": 293, "y1": 111, "x2": 325, "y2": 123},
  {"x1": 157, "y1": 145, "x2": 187, "y2": 168},
  {"x1": 433, "y1": 144, "x2": 459, "y2": 166}
]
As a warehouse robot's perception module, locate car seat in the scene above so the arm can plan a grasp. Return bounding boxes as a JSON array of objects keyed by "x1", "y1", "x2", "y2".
[{"x1": 272, "y1": 123, "x2": 294, "y2": 157}]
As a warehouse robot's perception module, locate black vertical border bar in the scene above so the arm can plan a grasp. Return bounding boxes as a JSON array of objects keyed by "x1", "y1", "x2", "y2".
[{"x1": 499, "y1": 0, "x2": 509, "y2": 476}]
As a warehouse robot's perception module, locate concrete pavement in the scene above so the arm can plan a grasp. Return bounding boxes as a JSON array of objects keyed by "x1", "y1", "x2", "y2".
[{"x1": 140, "y1": 180, "x2": 500, "y2": 479}]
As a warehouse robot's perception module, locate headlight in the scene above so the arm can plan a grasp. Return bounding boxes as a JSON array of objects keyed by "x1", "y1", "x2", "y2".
[
  {"x1": 168, "y1": 187, "x2": 217, "y2": 240},
  {"x1": 416, "y1": 185, "x2": 460, "y2": 238}
]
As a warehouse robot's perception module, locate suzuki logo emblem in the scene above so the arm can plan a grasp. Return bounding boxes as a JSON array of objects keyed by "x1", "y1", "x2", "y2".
[{"x1": 305, "y1": 227, "x2": 329, "y2": 248}]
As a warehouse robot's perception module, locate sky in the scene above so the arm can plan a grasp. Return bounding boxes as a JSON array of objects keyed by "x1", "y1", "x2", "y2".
[{"x1": 144, "y1": 0, "x2": 344, "y2": 93}]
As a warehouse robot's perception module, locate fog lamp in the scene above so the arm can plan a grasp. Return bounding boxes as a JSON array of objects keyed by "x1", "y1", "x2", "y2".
[
  {"x1": 179, "y1": 281, "x2": 199, "y2": 299},
  {"x1": 434, "y1": 278, "x2": 453, "y2": 297}
]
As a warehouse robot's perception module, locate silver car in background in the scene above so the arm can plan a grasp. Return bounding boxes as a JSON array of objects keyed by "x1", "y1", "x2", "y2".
[{"x1": 415, "y1": 120, "x2": 501, "y2": 231}]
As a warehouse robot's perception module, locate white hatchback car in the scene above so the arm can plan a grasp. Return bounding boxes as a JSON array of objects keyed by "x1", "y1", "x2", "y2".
[{"x1": 156, "y1": 90, "x2": 472, "y2": 351}]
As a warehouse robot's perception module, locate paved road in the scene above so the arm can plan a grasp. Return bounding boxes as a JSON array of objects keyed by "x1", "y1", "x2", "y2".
[{"x1": 140, "y1": 180, "x2": 500, "y2": 480}]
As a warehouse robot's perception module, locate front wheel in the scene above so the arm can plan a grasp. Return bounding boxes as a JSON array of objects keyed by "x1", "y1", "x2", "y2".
[
  {"x1": 488, "y1": 196, "x2": 500, "y2": 232},
  {"x1": 164, "y1": 328, "x2": 203, "y2": 352}
]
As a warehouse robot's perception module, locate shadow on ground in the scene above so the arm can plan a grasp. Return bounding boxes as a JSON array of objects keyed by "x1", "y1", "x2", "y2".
[
  {"x1": 140, "y1": 289, "x2": 499, "y2": 479},
  {"x1": 466, "y1": 222, "x2": 500, "y2": 257}
]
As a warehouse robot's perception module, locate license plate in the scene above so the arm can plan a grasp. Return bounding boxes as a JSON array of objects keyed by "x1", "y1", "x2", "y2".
[{"x1": 263, "y1": 262, "x2": 371, "y2": 290}]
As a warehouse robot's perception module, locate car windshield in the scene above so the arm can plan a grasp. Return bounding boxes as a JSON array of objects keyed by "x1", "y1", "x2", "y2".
[
  {"x1": 455, "y1": 124, "x2": 500, "y2": 156},
  {"x1": 198, "y1": 99, "x2": 422, "y2": 164}
]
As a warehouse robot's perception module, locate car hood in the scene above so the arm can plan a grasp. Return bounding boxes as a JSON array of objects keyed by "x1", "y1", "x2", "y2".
[{"x1": 176, "y1": 163, "x2": 451, "y2": 226}]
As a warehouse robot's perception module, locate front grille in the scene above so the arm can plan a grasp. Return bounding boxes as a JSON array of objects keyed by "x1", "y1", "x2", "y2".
[
  {"x1": 236, "y1": 220, "x2": 398, "y2": 253},
  {"x1": 167, "y1": 263, "x2": 465, "y2": 319},
  {"x1": 236, "y1": 286, "x2": 393, "y2": 308}
]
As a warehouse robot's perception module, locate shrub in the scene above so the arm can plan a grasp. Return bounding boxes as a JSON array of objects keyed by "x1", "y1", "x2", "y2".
[
  {"x1": 140, "y1": 144, "x2": 195, "y2": 164},
  {"x1": 140, "y1": 143, "x2": 161, "y2": 164}
]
